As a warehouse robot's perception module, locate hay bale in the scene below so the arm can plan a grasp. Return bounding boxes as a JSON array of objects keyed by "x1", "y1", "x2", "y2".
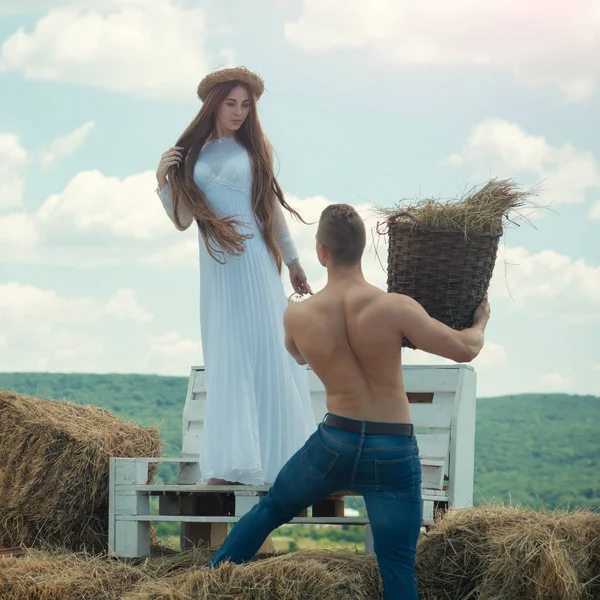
[
  {"x1": 378, "y1": 178, "x2": 536, "y2": 347},
  {"x1": 0, "y1": 389, "x2": 162, "y2": 553},
  {"x1": 546, "y1": 510, "x2": 600, "y2": 600},
  {"x1": 0, "y1": 549, "x2": 145, "y2": 599},
  {"x1": 416, "y1": 505, "x2": 600, "y2": 600},
  {"x1": 0, "y1": 546, "x2": 212, "y2": 600},
  {"x1": 2, "y1": 507, "x2": 599, "y2": 600},
  {"x1": 128, "y1": 549, "x2": 382, "y2": 600}
]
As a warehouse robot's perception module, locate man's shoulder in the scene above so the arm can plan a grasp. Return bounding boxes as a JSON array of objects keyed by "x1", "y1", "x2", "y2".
[
  {"x1": 370, "y1": 291, "x2": 417, "y2": 318},
  {"x1": 285, "y1": 295, "x2": 314, "y2": 319}
]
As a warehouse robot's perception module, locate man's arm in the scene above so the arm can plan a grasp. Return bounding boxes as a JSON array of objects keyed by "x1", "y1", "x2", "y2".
[
  {"x1": 283, "y1": 305, "x2": 308, "y2": 365},
  {"x1": 395, "y1": 294, "x2": 490, "y2": 363}
]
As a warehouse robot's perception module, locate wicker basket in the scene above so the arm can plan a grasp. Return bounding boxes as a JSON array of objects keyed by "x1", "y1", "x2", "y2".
[{"x1": 387, "y1": 219, "x2": 500, "y2": 349}]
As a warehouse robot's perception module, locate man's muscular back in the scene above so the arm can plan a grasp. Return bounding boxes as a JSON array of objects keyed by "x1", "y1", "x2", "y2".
[{"x1": 285, "y1": 276, "x2": 490, "y2": 424}]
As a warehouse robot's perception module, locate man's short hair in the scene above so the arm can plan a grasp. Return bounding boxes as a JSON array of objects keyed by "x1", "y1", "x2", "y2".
[{"x1": 317, "y1": 204, "x2": 366, "y2": 266}]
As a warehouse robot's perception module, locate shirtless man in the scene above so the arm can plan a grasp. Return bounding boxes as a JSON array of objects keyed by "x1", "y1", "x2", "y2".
[{"x1": 207, "y1": 204, "x2": 491, "y2": 599}]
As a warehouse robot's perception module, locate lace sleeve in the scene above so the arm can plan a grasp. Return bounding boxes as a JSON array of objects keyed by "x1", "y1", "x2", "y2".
[
  {"x1": 265, "y1": 138, "x2": 300, "y2": 266},
  {"x1": 273, "y1": 201, "x2": 300, "y2": 266},
  {"x1": 156, "y1": 181, "x2": 194, "y2": 230}
]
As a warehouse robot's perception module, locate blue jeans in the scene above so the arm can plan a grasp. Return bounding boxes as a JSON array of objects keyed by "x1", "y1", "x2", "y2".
[{"x1": 209, "y1": 414, "x2": 423, "y2": 599}]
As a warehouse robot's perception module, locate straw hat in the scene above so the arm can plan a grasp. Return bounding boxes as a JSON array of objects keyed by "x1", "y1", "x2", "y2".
[{"x1": 197, "y1": 66, "x2": 265, "y2": 102}]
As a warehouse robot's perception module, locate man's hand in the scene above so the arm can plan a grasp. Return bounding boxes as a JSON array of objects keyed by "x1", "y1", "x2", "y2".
[
  {"x1": 288, "y1": 260, "x2": 312, "y2": 296},
  {"x1": 473, "y1": 293, "x2": 491, "y2": 328}
]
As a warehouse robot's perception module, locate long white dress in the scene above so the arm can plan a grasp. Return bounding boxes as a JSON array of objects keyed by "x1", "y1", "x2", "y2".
[{"x1": 156, "y1": 136, "x2": 317, "y2": 484}]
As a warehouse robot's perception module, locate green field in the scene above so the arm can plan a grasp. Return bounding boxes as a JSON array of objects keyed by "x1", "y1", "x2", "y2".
[{"x1": 1, "y1": 372, "x2": 598, "y2": 550}]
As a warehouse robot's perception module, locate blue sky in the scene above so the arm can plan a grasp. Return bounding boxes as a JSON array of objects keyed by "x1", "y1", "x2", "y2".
[{"x1": 1, "y1": 0, "x2": 599, "y2": 397}]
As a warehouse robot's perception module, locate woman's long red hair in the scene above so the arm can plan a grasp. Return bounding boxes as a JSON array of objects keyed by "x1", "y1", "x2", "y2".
[{"x1": 167, "y1": 80, "x2": 305, "y2": 272}]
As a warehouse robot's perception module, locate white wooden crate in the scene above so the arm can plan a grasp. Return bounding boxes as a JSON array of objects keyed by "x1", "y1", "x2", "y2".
[
  {"x1": 182, "y1": 364, "x2": 477, "y2": 509},
  {"x1": 108, "y1": 457, "x2": 446, "y2": 558},
  {"x1": 109, "y1": 364, "x2": 477, "y2": 558}
]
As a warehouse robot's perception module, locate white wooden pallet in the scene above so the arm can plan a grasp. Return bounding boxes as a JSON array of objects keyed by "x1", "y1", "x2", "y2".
[
  {"x1": 108, "y1": 364, "x2": 477, "y2": 558},
  {"x1": 108, "y1": 457, "x2": 447, "y2": 558},
  {"x1": 183, "y1": 364, "x2": 477, "y2": 507}
]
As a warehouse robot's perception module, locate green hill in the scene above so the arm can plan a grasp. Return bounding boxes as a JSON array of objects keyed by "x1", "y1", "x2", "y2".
[{"x1": 1, "y1": 373, "x2": 598, "y2": 511}]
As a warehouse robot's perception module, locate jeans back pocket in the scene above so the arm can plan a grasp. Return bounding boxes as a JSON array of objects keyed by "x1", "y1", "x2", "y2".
[
  {"x1": 374, "y1": 454, "x2": 421, "y2": 499},
  {"x1": 299, "y1": 434, "x2": 340, "y2": 480}
]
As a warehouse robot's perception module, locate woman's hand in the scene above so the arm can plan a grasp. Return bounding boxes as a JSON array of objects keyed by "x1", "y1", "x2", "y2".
[
  {"x1": 156, "y1": 146, "x2": 184, "y2": 187},
  {"x1": 288, "y1": 260, "x2": 312, "y2": 296}
]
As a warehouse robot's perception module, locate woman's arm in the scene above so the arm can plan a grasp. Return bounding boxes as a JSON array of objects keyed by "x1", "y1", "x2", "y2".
[
  {"x1": 273, "y1": 200, "x2": 300, "y2": 266},
  {"x1": 264, "y1": 137, "x2": 300, "y2": 265},
  {"x1": 156, "y1": 181, "x2": 194, "y2": 231}
]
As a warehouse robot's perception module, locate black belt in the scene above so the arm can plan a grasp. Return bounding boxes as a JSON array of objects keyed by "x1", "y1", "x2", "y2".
[{"x1": 323, "y1": 413, "x2": 414, "y2": 437}]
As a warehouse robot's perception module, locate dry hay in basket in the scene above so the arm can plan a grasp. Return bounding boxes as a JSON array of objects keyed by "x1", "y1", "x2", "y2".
[
  {"x1": 0, "y1": 389, "x2": 162, "y2": 553},
  {"x1": 377, "y1": 177, "x2": 536, "y2": 237},
  {"x1": 376, "y1": 178, "x2": 538, "y2": 344},
  {"x1": 416, "y1": 504, "x2": 600, "y2": 600}
]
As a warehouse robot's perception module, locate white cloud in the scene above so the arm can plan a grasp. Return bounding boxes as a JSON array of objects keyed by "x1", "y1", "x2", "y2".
[
  {"x1": 471, "y1": 341, "x2": 508, "y2": 368},
  {"x1": 0, "y1": 167, "x2": 194, "y2": 268},
  {"x1": 0, "y1": 282, "x2": 162, "y2": 373},
  {"x1": 0, "y1": 133, "x2": 28, "y2": 209},
  {"x1": 40, "y1": 121, "x2": 95, "y2": 170},
  {"x1": 0, "y1": 283, "x2": 153, "y2": 326},
  {"x1": 0, "y1": 213, "x2": 39, "y2": 248},
  {"x1": 445, "y1": 119, "x2": 600, "y2": 208},
  {"x1": 538, "y1": 372, "x2": 573, "y2": 392},
  {"x1": 142, "y1": 331, "x2": 203, "y2": 376},
  {"x1": 589, "y1": 202, "x2": 600, "y2": 220},
  {"x1": 0, "y1": 1, "x2": 213, "y2": 99},
  {"x1": 142, "y1": 239, "x2": 198, "y2": 269},
  {"x1": 491, "y1": 246, "x2": 600, "y2": 324},
  {"x1": 103, "y1": 288, "x2": 153, "y2": 323},
  {"x1": 35, "y1": 170, "x2": 176, "y2": 241},
  {"x1": 0, "y1": 282, "x2": 96, "y2": 324},
  {"x1": 219, "y1": 48, "x2": 237, "y2": 68},
  {"x1": 0, "y1": 0, "x2": 131, "y2": 14},
  {"x1": 284, "y1": 0, "x2": 600, "y2": 100}
]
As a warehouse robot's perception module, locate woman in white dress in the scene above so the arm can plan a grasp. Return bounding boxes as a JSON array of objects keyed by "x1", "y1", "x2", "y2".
[{"x1": 155, "y1": 67, "x2": 317, "y2": 485}]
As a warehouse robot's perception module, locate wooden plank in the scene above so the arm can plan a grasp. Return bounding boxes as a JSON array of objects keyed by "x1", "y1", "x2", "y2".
[
  {"x1": 114, "y1": 520, "x2": 151, "y2": 557},
  {"x1": 112, "y1": 457, "x2": 198, "y2": 464},
  {"x1": 192, "y1": 374, "x2": 207, "y2": 394},
  {"x1": 186, "y1": 405, "x2": 204, "y2": 424},
  {"x1": 114, "y1": 490, "x2": 150, "y2": 516},
  {"x1": 410, "y1": 404, "x2": 453, "y2": 430},
  {"x1": 192, "y1": 365, "x2": 470, "y2": 396},
  {"x1": 422, "y1": 464, "x2": 444, "y2": 490},
  {"x1": 108, "y1": 459, "x2": 116, "y2": 554},
  {"x1": 235, "y1": 492, "x2": 261, "y2": 516},
  {"x1": 178, "y1": 461, "x2": 201, "y2": 485},
  {"x1": 182, "y1": 433, "x2": 201, "y2": 456},
  {"x1": 117, "y1": 515, "x2": 371, "y2": 525},
  {"x1": 114, "y1": 459, "x2": 149, "y2": 485},
  {"x1": 181, "y1": 523, "x2": 227, "y2": 549},
  {"x1": 415, "y1": 433, "x2": 450, "y2": 460},
  {"x1": 422, "y1": 500, "x2": 434, "y2": 524},
  {"x1": 184, "y1": 393, "x2": 454, "y2": 428},
  {"x1": 403, "y1": 368, "x2": 459, "y2": 393}
]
